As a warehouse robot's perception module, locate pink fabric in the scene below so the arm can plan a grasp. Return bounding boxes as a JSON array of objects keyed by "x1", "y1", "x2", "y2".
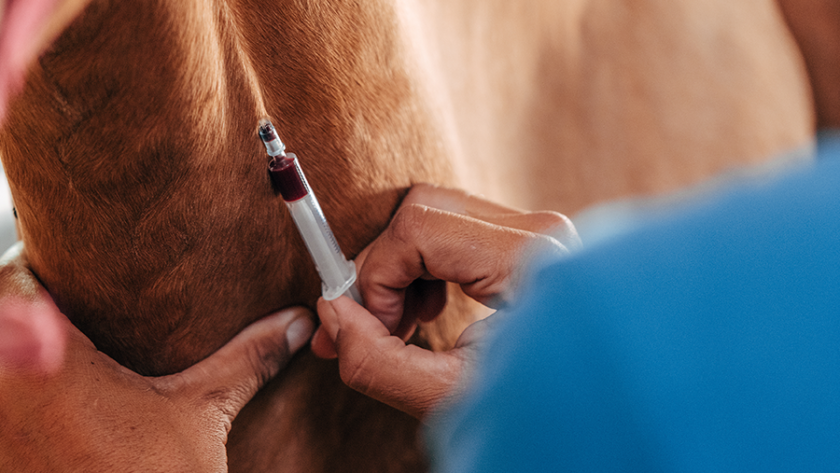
[
  {"x1": 0, "y1": 0, "x2": 60, "y2": 120},
  {"x1": 0, "y1": 0, "x2": 65, "y2": 371},
  {"x1": 0, "y1": 294, "x2": 65, "y2": 372}
]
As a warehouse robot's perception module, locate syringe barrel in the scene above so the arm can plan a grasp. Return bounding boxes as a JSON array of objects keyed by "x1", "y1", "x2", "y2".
[
  {"x1": 285, "y1": 188, "x2": 360, "y2": 302},
  {"x1": 263, "y1": 139, "x2": 361, "y2": 303}
]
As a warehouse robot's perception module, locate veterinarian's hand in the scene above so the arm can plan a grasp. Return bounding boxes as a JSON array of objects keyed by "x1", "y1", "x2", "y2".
[
  {"x1": 314, "y1": 184, "x2": 580, "y2": 418},
  {"x1": 0, "y1": 295, "x2": 314, "y2": 472}
]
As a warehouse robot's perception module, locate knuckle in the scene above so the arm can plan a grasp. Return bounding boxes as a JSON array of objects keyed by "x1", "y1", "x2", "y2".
[
  {"x1": 404, "y1": 183, "x2": 437, "y2": 204},
  {"x1": 404, "y1": 183, "x2": 469, "y2": 212},
  {"x1": 202, "y1": 387, "x2": 233, "y2": 412},
  {"x1": 529, "y1": 211, "x2": 581, "y2": 248},
  {"x1": 244, "y1": 335, "x2": 290, "y2": 389},
  {"x1": 525, "y1": 233, "x2": 573, "y2": 262},
  {"x1": 530, "y1": 210, "x2": 572, "y2": 232},
  {"x1": 390, "y1": 203, "x2": 430, "y2": 245},
  {"x1": 154, "y1": 372, "x2": 189, "y2": 397},
  {"x1": 339, "y1": 346, "x2": 378, "y2": 395},
  {"x1": 202, "y1": 388, "x2": 240, "y2": 434}
]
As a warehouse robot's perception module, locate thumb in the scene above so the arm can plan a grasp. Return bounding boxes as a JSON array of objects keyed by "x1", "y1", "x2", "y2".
[
  {"x1": 318, "y1": 296, "x2": 461, "y2": 419},
  {"x1": 166, "y1": 307, "x2": 315, "y2": 420}
]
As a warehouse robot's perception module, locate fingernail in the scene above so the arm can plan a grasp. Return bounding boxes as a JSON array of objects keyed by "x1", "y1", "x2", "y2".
[{"x1": 286, "y1": 317, "x2": 315, "y2": 354}]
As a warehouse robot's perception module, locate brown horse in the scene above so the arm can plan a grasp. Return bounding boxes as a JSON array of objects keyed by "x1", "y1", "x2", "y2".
[{"x1": 0, "y1": 0, "x2": 821, "y2": 471}]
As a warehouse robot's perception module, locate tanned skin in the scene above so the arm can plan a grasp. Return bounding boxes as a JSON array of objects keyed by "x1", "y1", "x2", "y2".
[
  {"x1": 776, "y1": 0, "x2": 840, "y2": 128},
  {"x1": 0, "y1": 0, "x2": 821, "y2": 471}
]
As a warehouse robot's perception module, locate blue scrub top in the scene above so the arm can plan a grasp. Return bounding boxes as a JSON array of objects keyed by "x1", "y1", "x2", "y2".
[{"x1": 428, "y1": 134, "x2": 840, "y2": 472}]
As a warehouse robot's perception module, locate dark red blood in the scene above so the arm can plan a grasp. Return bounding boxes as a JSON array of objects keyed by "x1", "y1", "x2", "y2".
[{"x1": 269, "y1": 154, "x2": 309, "y2": 201}]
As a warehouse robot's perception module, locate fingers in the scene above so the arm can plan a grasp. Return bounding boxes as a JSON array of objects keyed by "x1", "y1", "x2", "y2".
[
  {"x1": 318, "y1": 296, "x2": 461, "y2": 419},
  {"x1": 402, "y1": 184, "x2": 520, "y2": 217},
  {"x1": 359, "y1": 204, "x2": 571, "y2": 331},
  {"x1": 311, "y1": 325, "x2": 338, "y2": 359},
  {"x1": 165, "y1": 307, "x2": 315, "y2": 423},
  {"x1": 311, "y1": 275, "x2": 448, "y2": 360},
  {"x1": 405, "y1": 184, "x2": 581, "y2": 248},
  {"x1": 470, "y1": 211, "x2": 582, "y2": 251}
]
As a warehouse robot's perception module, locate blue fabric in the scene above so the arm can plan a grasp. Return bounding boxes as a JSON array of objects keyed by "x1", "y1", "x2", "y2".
[{"x1": 428, "y1": 135, "x2": 840, "y2": 472}]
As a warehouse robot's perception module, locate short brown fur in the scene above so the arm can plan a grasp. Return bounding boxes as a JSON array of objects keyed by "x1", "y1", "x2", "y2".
[{"x1": 0, "y1": 0, "x2": 819, "y2": 471}]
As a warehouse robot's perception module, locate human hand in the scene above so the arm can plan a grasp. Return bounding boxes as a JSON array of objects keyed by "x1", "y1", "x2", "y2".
[
  {"x1": 313, "y1": 184, "x2": 580, "y2": 418},
  {"x1": 0, "y1": 242, "x2": 66, "y2": 372},
  {"x1": 0, "y1": 269, "x2": 314, "y2": 472}
]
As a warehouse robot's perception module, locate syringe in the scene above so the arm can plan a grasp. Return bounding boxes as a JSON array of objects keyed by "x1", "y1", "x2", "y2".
[{"x1": 258, "y1": 118, "x2": 362, "y2": 304}]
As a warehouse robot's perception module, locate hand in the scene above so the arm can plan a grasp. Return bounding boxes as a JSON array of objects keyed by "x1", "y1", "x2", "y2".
[
  {"x1": 0, "y1": 242, "x2": 66, "y2": 372},
  {"x1": 0, "y1": 272, "x2": 315, "y2": 472},
  {"x1": 313, "y1": 184, "x2": 580, "y2": 418}
]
